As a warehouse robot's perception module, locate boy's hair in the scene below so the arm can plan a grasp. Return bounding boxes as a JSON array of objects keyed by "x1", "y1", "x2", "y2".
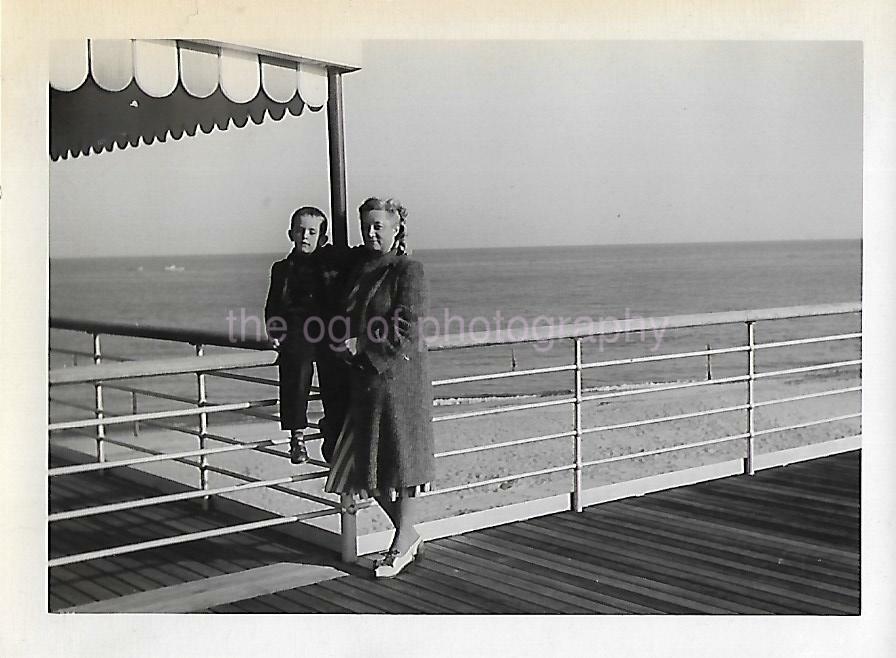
[{"x1": 290, "y1": 206, "x2": 329, "y2": 247}]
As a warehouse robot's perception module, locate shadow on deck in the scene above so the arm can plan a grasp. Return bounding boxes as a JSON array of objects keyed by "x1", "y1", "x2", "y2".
[{"x1": 50, "y1": 451, "x2": 860, "y2": 614}]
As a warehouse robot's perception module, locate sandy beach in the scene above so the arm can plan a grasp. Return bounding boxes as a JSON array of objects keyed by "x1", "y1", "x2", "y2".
[{"x1": 52, "y1": 366, "x2": 860, "y2": 536}]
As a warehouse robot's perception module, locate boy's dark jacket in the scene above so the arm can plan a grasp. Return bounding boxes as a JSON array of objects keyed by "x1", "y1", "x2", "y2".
[{"x1": 264, "y1": 244, "x2": 360, "y2": 345}]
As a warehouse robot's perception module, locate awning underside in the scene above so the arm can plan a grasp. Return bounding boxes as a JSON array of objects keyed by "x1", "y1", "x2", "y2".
[
  {"x1": 50, "y1": 79, "x2": 313, "y2": 160},
  {"x1": 50, "y1": 40, "x2": 329, "y2": 160}
]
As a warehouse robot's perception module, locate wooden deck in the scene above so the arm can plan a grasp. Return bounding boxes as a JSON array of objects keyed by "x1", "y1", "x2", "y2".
[{"x1": 50, "y1": 450, "x2": 860, "y2": 614}]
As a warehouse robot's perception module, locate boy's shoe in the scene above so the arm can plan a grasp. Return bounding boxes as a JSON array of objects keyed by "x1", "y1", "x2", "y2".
[{"x1": 289, "y1": 432, "x2": 309, "y2": 464}]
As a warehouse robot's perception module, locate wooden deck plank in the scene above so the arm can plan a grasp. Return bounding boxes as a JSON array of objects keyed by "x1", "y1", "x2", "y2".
[
  {"x1": 419, "y1": 545, "x2": 598, "y2": 614},
  {"x1": 251, "y1": 587, "x2": 348, "y2": 614},
  {"x1": 558, "y1": 500, "x2": 858, "y2": 575},
  {"x1": 493, "y1": 522, "x2": 776, "y2": 613},
  {"x1": 466, "y1": 529, "x2": 692, "y2": 614},
  {"x1": 49, "y1": 592, "x2": 74, "y2": 611},
  {"x1": 90, "y1": 488, "x2": 309, "y2": 567},
  {"x1": 485, "y1": 525, "x2": 735, "y2": 613},
  {"x1": 50, "y1": 457, "x2": 339, "y2": 611},
  {"x1": 330, "y1": 575, "x2": 453, "y2": 614},
  {"x1": 635, "y1": 493, "x2": 857, "y2": 547},
  {"x1": 58, "y1": 561, "x2": 141, "y2": 599},
  {"x1": 358, "y1": 569, "x2": 474, "y2": 614},
  {"x1": 440, "y1": 536, "x2": 640, "y2": 614},
  {"x1": 555, "y1": 515, "x2": 859, "y2": 603},
  {"x1": 452, "y1": 531, "x2": 663, "y2": 614},
  {"x1": 386, "y1": 562, "x2": 524, "y2": 614},
  {"x1": 654, "y1": 477, "x2": 858, "y2": 527},
  {"x1": 375, "y1": 567, "x2": 500, "y2": 614},
  {"x1": 622, "y1": 497, "x2": 859, "y2": 562},
  {"x1": 441, "y1": 534, "x2": 652, "y2": 613},
  {"x1": 61, "y1": 563, "x2": 347, "y2": 613},
  {"x1": 80, "y1": 510, "x2": 231, "y2": 588},
  {"x1": 404, "y1": 558, "x2": 548, "y2": 614},
  {"x1": 758, "y1": 467, "x2": 859, "y2": 495},
  {"x1": 534, "y1": 513, "x2": 858, "y2": 613},
  {"x1": 304, "y1": 579, "x2": 396, "y2": 613},
  {"x1": 224, "y1": 596, "x2": 284, "y2": 614},
  {"x1": 656, "y1": 484, "x2": 860, "y2": 535},
  {"x1": 694, "y1": 470, "x2": 860, "y2": 510},
  {"x1": 594, "y1": 503, "x2": 859, "y2": 575},
  {"x1": 50, "y1": 516, "x2": 188, "y2": 608},
  {"x1": 580, "y1": 510, "x2": 860, "y2": 598},
  {"x1": 594, "y1": 506, "x2": 859, "y2": 587},
  {"x1": 694, "y1": 479, "x2": 860, "y2": 517},
  {"x1": 50, "y1": 451, "x2": 861, "y2": 615},
  {"x1": 49, "y1": 580, "x2": 97, "y2": 609},
  {"x1": 206, "y1": 603, "x2": 245, "y2": 614}
]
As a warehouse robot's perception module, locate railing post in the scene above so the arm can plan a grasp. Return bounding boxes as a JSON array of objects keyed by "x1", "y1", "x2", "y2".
[
  {"x1": 340, "y1": 493, "x2": 358, "y2": 563},
  {"x1": 131, "y1": 391, "x2": 140, "y2": 437},
  {"x1": 92, "y1": 334, "x2": 106, "y2": 465},
  {"x1": 195, "y1": 344, "x2": 210, "y2": 509},
  {"x1": 745, "y1": 321, "x2": 756, "y2": 475},
  {"x1": 571, "y1": 338, "x2": 583, "y2": 512}
]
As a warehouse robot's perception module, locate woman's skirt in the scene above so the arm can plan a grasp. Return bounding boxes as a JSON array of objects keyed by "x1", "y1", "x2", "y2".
[{"x1": 324, "y1": 414, "x2": 431, "y2": 502}]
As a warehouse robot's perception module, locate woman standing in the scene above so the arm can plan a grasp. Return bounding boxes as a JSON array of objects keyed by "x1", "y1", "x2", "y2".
[{"x1": 325, "y1": 197, "x2": 435, "y2": 578}]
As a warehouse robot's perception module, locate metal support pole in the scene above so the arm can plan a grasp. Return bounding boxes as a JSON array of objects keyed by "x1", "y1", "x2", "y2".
[
  {"x1": 131, "y1": 392, "x2": 139, "y2": 437},
  {"x1": 340, "y1": 493, "x2": 358, "y2": 563},
  {"x1": 195, "y1": 344, "x2": 210, "y2": 509},
  {"x1": 745, "y1": 322, "x2": 755, "y2": 475},
  {"x1": 92, "y1": 334, "x2": 106, "y2": 464},
  {"x1": 326, "y1": 68, "x2": 348, "y2": 248},
  {"x1": 572, "y1": 338, "x2": 584, "y2": 512},
  {"x1": 706, "y1": 343, "x2": 712, "y2": 380}
]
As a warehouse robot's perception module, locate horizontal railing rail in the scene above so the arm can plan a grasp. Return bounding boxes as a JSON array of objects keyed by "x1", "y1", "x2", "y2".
[
  {"x1": 52, "y1": 302, "x2": 859, "y2": 351},
  {"x1": 49, "y1": 301, "x2": 862, "y2": 567},
  {"x1": 51, "y1": 316, "x2": 273, "y2": 350},
  {"x1": 426, "y1": 302, "x2": 861, "y2": 349},
  {"x1": 49, "y1": 352, "x2": 278, "y2": 385}
]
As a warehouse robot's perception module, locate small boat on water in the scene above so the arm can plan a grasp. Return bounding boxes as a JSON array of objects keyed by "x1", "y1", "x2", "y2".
[{"x1": 163, "y1": 265, "x2": 184, "y2": 272}]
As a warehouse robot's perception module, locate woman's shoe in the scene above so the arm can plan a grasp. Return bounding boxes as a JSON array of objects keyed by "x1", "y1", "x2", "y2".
[
  {"x1": 374, "y1": 536, "x2": 423, "y2": 578},
  {"x1": 371, "y1": 549, "x2": 399, "y2": 569},
  {"x1": 289, "y1": 433, "x2": 308, "y2": 464}
]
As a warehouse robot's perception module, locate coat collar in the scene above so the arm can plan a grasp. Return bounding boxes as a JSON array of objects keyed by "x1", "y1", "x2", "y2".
[
  {"x1": 359, "y1": 245, "x2": 402, "y2": 267},
  {"x1": 286, "y1": 247, "x2": 320, "y2": 265}
]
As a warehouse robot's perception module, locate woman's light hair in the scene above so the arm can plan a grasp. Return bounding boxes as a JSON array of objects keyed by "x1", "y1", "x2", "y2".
[{"x1": 358, "y1": 197, "x2": 410, "y2": 255}]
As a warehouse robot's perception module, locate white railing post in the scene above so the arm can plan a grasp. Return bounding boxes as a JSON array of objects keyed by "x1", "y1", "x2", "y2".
[
  {"x1": 340, "y1": 493, "x2": 358, "y2": 563},
  {"x1": 572, "y1": 338, "x2": 584, "y2": 512},
  {"x1": 745, "y1": 321, "x2": 756, "y2": 475},
  {"x1": 195, "y1": 344, "x2": 210, "y2": 509},
  {"x1": 131, "y1": 391, "x2": 139, "y2": 437},
  {"x1": 92, "y1": 333, "x2": 106, "y2": 464}
]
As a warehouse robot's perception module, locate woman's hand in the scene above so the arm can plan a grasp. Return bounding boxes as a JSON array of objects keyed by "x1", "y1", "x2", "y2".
[
  {"x1": 344, "y1": 337, "x2": 359, "y2": 356},
  {"x1": 271, "y1": 337, "x2": 282, "y2": 350}
]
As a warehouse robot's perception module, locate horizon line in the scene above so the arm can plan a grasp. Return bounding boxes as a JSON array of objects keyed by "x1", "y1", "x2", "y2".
[{"x1": 50, "y1": 236, "x2": 863, "y2": 260}]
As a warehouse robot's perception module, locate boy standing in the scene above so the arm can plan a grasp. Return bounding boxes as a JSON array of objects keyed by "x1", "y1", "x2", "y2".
[{"x1": 265, "y1": 207, "x2": 355, "y2": 464}]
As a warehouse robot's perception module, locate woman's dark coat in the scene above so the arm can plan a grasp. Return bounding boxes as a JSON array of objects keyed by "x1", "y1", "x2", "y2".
[{"x1": 347, "y1": 250, "x2": 436, "y2": 493}]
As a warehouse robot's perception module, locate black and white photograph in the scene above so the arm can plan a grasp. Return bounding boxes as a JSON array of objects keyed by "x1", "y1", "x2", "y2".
[{"x1": 2, "y1": 2, "x2": 895, "y2": 656}]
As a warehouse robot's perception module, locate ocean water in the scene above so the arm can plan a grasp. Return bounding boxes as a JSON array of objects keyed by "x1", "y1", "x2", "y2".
[{"x1": 49, "y1": 240, "x2": 862, "y2": 407}]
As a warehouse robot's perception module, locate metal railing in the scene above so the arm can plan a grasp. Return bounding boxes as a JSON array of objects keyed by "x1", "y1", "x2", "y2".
[
  {"x1": 48, "y1": 302, "x2": 861, "y2": 566},
  {"x1": 48, "y1": 333, "x2": 363, "y2": 567}
]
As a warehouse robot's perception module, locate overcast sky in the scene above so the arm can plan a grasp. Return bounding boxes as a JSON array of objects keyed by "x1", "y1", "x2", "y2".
[{"x1": 49, "y1": 40, "x2": 862, "y2": 258}]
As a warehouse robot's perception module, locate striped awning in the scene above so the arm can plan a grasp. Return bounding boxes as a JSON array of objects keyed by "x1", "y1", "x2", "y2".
[{"x1": 50, "y1": 39, "x2": 356, "y2": 160}]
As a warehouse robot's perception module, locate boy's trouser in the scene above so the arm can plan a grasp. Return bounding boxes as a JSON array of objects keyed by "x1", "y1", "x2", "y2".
[{"x1": 277, "y1": 340, "x2": 350, "y2": 463}]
